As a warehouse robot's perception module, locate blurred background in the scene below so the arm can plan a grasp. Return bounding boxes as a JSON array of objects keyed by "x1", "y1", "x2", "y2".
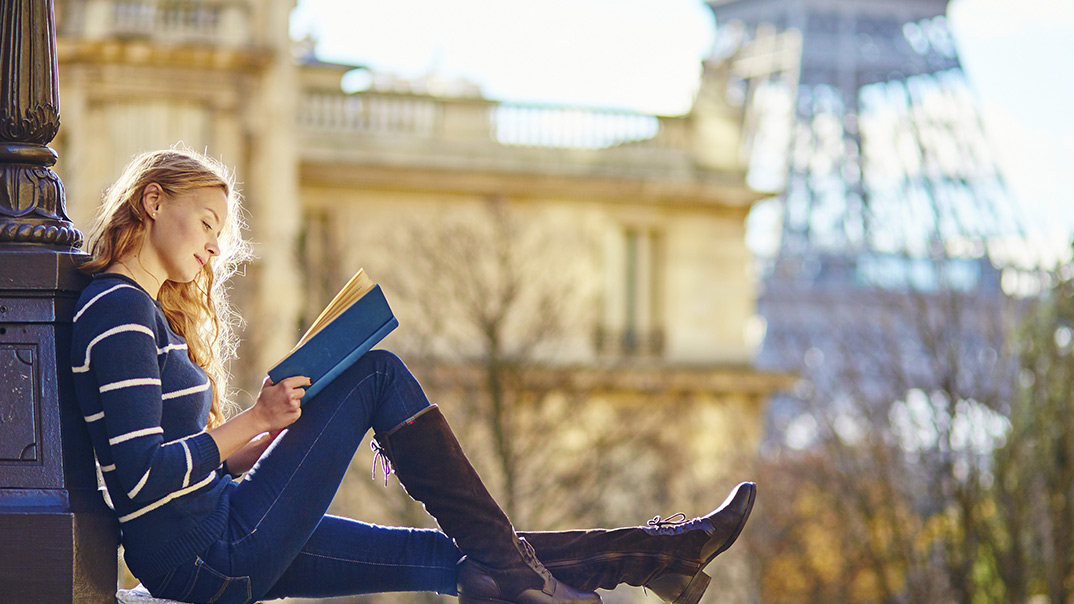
[{"x1": 51, "y1": 1, "x2": 1074, "y2": 603}]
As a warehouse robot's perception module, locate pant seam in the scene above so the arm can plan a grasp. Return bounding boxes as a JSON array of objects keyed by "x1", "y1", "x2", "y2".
[{"x1": 297, "y1": 550, "x2": 457, "y2": 571}]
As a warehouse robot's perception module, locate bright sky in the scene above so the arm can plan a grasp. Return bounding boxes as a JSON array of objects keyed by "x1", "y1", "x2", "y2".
[{"x1": 290, "y1": 0, "x2": 1074, "y2": 263}]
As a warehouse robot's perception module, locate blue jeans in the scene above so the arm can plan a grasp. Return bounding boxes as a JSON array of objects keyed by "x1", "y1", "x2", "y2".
[{"x1": 142, "y1": 350, "x2": 464, "y2": 603}]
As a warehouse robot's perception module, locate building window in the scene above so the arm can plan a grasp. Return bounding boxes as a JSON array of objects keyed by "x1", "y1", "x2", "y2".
[{"x1": 597, "y1": 227, "x2": 664, "y2": 357}]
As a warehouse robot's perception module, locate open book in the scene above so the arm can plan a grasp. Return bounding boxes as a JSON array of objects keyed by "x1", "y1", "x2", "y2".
[{"x1": 268, "y1": 268, "x2": 398, "y2": 402}]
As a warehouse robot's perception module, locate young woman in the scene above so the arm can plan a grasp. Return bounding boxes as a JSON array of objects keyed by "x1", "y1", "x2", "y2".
[{"x1": 72, "y1": 148, "x2": 756, "y2": 604}]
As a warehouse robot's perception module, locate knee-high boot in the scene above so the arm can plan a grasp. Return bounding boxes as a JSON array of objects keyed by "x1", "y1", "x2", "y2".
[
  {"x1": 373, "y1": 405, "x2": 602, "y2": 604},
  {"x1": 519, "y1": 482, "x2": 756, "y2": 604}
]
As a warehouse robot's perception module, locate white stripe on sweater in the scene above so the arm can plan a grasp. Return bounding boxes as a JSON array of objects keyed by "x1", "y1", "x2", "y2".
[
  {"x1": 162, "y1": 380, "x2": 211, "y2": 401},
  {"x1": 73, "y1": 324, "x2": 156, "y2": 373},
  {"x1": 99, "y1": 377, "x2": 161, "y2": 394},
  {"x1": 157, "y1": 343, "x2": 188, "y2": 355},
  {"x1": 128, "y1": 468, "x2": 151, "y2": 499},
  {"x1": 84, "y1": 411, "x2": 105, "y2": 423},
  {"x1": 109, "y1": 426, "x2": 163, "y2": 446},
  {"x1": 180, "y1": 440, "x2": 193, "y2": 488},
  {"x1": 101, "y1": 464, "x2": 115, "y2": 472},
  {"x1": 118, "y1": 472, "x2": 216, "y2": 523},
  {"x1": 101, "y1": 483, "x2": 115, "y2": 511},
  {"x1": 73, "y1": 283, "x2": 141, "y2": 323},
  {"x1": 163, "y1": 431, "x2": 207, "y2": 447}
]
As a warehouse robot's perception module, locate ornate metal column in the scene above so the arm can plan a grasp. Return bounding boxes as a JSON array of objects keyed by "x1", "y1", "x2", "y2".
[{"x1": 0, "y1": 1, "x2": 117, "y2": 602}]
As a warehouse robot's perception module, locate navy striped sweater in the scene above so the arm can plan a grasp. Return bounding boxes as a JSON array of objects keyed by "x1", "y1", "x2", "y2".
[{"x1": 71, "y1": 273, "x2": 233, "y2": 580}]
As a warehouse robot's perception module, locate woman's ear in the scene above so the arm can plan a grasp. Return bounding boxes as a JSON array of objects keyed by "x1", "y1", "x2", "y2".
[{"x1": 141, "y1": 183, "x2": 163, "y2": 220}]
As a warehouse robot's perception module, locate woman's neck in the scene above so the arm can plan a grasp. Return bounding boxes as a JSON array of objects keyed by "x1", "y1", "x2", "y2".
[{"x1": 107, "y1": 256, "x2": 164, "y2": 299}]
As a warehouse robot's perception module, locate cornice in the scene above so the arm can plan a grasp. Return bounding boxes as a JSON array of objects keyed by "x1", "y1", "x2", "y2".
[
  {"x1": 425, "y1": 361, "x2": 797, "y2": 399},
  {"x1": 300, "y1": 161, "x2": 765, "y2": 214},
  {"x1": 56, "y1": 39, "x2": 272, "y2": 72}
]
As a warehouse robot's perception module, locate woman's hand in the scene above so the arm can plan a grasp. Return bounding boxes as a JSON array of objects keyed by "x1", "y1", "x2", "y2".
[
  {"x1": 251, "y1": 376, "x2": 308, "y2": 433},
  {"x1": 207, "y1": 375, "x2": 309, "y2": 465}
]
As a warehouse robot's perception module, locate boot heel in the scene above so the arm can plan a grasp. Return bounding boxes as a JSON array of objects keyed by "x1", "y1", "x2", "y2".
[{"x1": 672, "y1": 572, "x2": 710, "y2": 604}]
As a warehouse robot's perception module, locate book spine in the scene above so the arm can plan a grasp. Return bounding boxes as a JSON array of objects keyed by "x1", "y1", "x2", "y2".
[{"x1": 301, "y1": 317, "x2": 400, "y2": 403}]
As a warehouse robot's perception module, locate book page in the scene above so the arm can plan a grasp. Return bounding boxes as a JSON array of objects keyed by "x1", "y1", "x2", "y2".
[{"x1": 294, "y1": 268, "x2": 376, "y2": 349}]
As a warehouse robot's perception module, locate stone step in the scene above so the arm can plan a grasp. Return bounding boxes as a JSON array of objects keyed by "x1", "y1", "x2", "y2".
[
  {"x1": 118, "y1": 584, "x2": 265, "y2": 604},
  {"x1": 117, "y1": 585, "x2": 180, "y2": 604},
  {"x1": 118, "y1": 583, "x2": 266, "y2": 604}
]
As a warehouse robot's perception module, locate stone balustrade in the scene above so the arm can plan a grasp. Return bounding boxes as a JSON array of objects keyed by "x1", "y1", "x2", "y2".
[
  {"x1": 299, "y1": 91, "x2": 442, "y2": 138},
  {"x1": 298, "y1": 89, "x2": 693, "y2": 152},
  {"x1": 493, "y1": 104, "x2": 670, "y2": 150},
  {"x1": 56, "y1": 0, "x2": 252, "y2": 46}
]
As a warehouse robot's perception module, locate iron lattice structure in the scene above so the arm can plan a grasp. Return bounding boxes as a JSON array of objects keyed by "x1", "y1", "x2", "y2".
[
  {"x1": 703, "y1": 0, "x2": 1023, "y2": 448},
  {"x1": 707, "y1": 0, "x2": 1016, "y2": 265}
]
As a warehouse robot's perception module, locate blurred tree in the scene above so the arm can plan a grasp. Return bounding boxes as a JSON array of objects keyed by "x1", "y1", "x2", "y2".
[
  {"x1": 748, "y1": 252, "x2": 1024, "y2": 604},
  {"x1": 997, "y1": 246, "x2": 1074, "y2": 604},
  {"x1": 376, "y1": 198, "x2": 599, "y2": 523}
]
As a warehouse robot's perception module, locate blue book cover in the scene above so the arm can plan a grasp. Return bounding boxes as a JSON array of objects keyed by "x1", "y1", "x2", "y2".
[{"x1": 268, "y1": 271, "x2": 398, "y2": 403}]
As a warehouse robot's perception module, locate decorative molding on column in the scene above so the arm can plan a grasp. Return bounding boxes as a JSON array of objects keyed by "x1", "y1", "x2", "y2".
[{"x1": 0, "y1": 0, "x2": 81, "y2": 248}]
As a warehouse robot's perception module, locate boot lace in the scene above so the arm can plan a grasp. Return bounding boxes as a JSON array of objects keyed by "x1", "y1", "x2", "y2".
[
  {"x1": 370, "y1": 439, "x2": 394, "y2": 486},
  {"x1": 517, "y1": 537, "x2": 555, "y2": 585},
  {"x1": 647, "y1": 512, "x2": 688, "y2": 528},
  {"x1": 645, "y1": 512, "x2": 709, "y2": 535}
]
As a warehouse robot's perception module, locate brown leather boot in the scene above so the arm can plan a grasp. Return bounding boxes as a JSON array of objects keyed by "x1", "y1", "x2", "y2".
[
  {"x1": 519, "y1": 482, "x2": 756, "y2": 604},
  {"x1": 373, "y1": 405, "x2": 602, "y2": 604}
]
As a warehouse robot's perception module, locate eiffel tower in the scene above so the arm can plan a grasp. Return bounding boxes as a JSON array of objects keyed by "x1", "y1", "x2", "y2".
[
  {"x1": 703, "y1": 0, "x2": 1020, "y2": 444},
  {"x1": 706, "y1": 0, "x2": 1016, "y2": 268}
]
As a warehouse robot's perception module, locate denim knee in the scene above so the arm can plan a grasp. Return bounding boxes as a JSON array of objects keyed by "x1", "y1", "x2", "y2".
[
  {"x1": 360, "y1": 349, "x2": 404, "y2": 373},
  {"x1": 353, "y1": 349, "x2": 410, "y2": 392},
  {"x1": 348, "y1": 349, "x2": 432, "y2": 433}
]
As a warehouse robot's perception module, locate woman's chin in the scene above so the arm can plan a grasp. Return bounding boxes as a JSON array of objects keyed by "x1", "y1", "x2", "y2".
[{"x1": 166, "y1": 272, "x2": 199, "y2": 285}]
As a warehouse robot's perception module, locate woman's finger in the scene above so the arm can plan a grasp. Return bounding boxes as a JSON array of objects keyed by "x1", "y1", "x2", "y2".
[{"x1": 280, "y1": 375, "x2": 311, "y2": 390}]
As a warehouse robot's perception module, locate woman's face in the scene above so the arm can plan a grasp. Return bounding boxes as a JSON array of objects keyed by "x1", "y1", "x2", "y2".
[{"x1": 143, "y1": 185, "x2": 228, "y2": 284}]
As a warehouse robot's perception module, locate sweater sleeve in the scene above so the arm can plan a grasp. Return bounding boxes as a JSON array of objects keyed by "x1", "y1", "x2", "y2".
[{"x1": 76, "y1": 289, "x2": 221, "y2": 503}]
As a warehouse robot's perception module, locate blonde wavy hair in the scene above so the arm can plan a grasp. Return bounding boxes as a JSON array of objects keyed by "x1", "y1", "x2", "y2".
[{"x1": 81, "y1": 148, "x2": 251, "y2": 429}]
